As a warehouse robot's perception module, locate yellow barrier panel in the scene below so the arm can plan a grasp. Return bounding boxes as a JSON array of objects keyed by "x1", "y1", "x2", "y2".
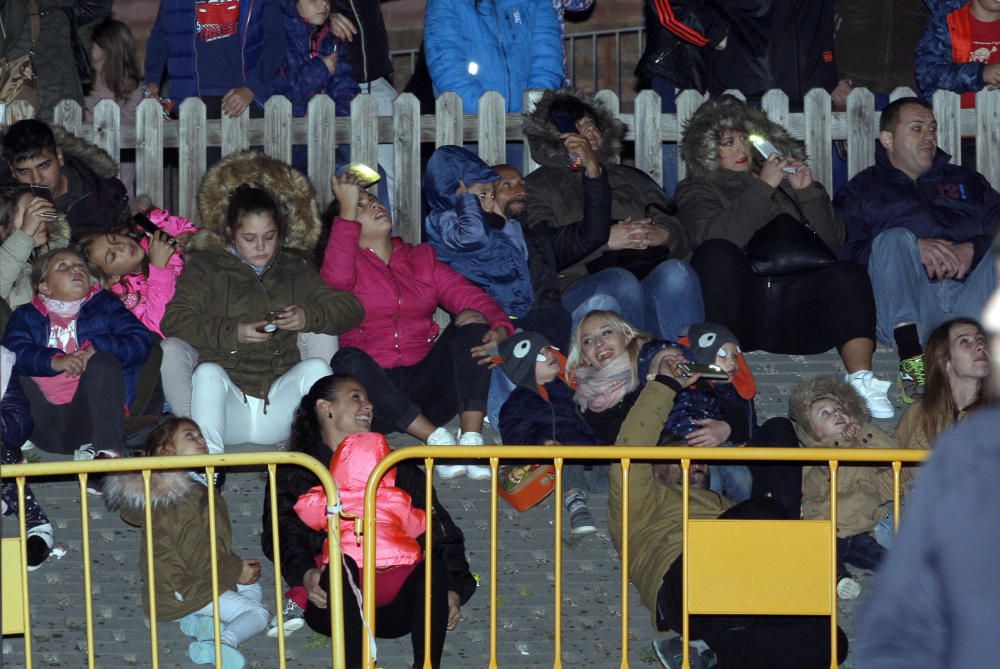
[
  {"x1": 358, "y1": 445, "x2": 927, "y2": 669},
  {"x1": 1, "y1": 452, "x2": 346, "y2": 669},
  {"x1": 1, "y1": 537, "x2": 26, "y2": 635}
]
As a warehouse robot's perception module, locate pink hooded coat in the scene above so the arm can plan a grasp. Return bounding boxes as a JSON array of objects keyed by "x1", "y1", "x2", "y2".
[
  {"x1": 293, "y1": 432, "x2": 426, "y2": 569},
  {"x1": 111, "y1": 209, "x2": 198, "y2": 336}
]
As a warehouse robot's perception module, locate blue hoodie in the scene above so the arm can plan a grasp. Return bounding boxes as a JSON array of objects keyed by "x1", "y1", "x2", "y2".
[{"x1": 423, "y1": 146, "x2": 535, "y2": 318}]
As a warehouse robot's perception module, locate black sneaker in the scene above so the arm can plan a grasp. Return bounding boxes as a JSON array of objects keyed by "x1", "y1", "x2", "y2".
[
  {"x1": 87, "y1": 451, "x2": 122, "y2": 495},
  {"x1": 565, "y1": 494, "x2": 597, "y2": 535},
  {"x1": 652, "y1": 638, "x2": 717, "y2": 669},
  {"x1": 26, "y1": 523, "x2": 54, "y2": 571}
]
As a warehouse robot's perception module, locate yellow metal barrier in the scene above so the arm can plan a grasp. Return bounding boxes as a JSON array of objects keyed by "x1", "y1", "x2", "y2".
[
  {"x1": 359, "y1": 445, "x2": 928, "y2": 669},
  {"x1": 1, "y1": 452, "x2": 346, "y2": 669}
]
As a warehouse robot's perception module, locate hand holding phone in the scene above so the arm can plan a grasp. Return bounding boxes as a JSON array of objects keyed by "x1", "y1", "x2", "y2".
[
  {"x1": 256, "y1": 310, "x2": 281, "y2": 334},
  {"x1": 749, "y1": 135, "x2": 797, "y2": 174},
  {"x1": 342, "y1": 163, "x2": 380, "y2": 188},
  {"x1": 678, "y1": 363, "x2": 730, "y2": 380}
]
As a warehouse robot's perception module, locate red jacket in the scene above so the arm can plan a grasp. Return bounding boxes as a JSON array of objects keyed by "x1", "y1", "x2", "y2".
[
  {"x1": 293, "y1": 432, "x2": 426, "y2": 568},
  {"x1": 320, "y1": 217, "x2": 513, "y2": 368}
]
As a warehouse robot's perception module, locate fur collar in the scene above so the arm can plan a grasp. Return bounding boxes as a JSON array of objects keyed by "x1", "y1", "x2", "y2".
[
  {"x1": 102, "y1": 469, "x2": 197, "y2": 512},
  {"x1": 51, "y1": 127, "x2": 121, "y2": 181},
  {"x1": 788, "y1": 375, "x2": 870, "y2": 442}
]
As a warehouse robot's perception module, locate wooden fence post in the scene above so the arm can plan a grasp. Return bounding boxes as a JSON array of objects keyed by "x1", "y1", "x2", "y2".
[
  {"x1": 220, "y1": 105, "x2": 249, "y2": 157},
  {"x1": 975, "y1": 90, "x2": 1000, "y2": 189},
  {"x1": 762, "y1": 89, "x2": 789, "y2": 133},
  {"x1": 136, "y1": 98, "x2": 164, "y2": 206},
  {"x1": 933, "y1": 89, "x2": 962, "y2": 166},
  {"x1": 803, "y1": 88, "x2": 833, "y2": 190},
  {"x1": 92, "y1": 99, "x2": 121, "y2": 180},
  {"x1": 634, "y1": 89, "x2": 662, "y2": 184},
  {"x1": 478, "y1": 91, "x2": 506, "y2": 166},
  {"x1": 53, "y1": 100, "x2": 82, "y2": 137},
  {"x1": 351, "y1": 93, "x2": 379, "y2": 176},
  {"x1": 264, "y1": 96, "x2": 293, "y2": 166},
  {"x1": 435, "y1": 92, "x2": 463, "y2": 148},
  {"x1": 178, "y1": 98, "x2": 207, "y2": 222},
  {"x1": 309, "y1": 95, "x2": 337, "y2": 210},
  {"x1": 845, "y1": 88, "x2": 875, "y2": 181},
  {"x1": 393, "y1": 93, "x2": 421, "y2": 244}
]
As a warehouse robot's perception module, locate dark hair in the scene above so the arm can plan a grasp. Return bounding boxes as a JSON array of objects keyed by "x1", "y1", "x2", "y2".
[
  {"x1": 225, "y1": 184, "x2": 285, "y2": 237},
  {"x1": 91, "y1": 18, "x2": 142, "y2": 103},
  {"x1": 548, "y1": 97, "x2": 602, "y2": 134},
  {"x1": 289, "y1": 374, "x2": 360, "y2": 454},
  {"x1": 144, "y1": 416, "x2": 199, "y2": 457},
  {"x1": 1, "y1": 119, "x2": 58, "y2": 164},
  {"x1": 879, "y1": 97, "x2": 933, "y2": 133},
  {"x1": 919, "y1": 317, "x2": 987, "y2": 443}
]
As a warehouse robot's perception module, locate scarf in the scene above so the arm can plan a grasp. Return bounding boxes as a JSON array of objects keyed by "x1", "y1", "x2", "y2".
[
  {"x1": 39, "y1": 293, "x2": 87, "y2": 318},
  {"x1": 572, "y1": 352, "x2": 636, "y2": 413}
]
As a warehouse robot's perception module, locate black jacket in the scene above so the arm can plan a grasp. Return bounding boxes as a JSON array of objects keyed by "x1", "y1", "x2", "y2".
[
  {"x1": 333, "y1": 0, "x2": 392, "y2": 84},
  {"x1": 261, "y1": 439, "x2": 477, "y2": 604},
  {"x1": 57, "y1": 155, "x2": 129, "y2": 242}
]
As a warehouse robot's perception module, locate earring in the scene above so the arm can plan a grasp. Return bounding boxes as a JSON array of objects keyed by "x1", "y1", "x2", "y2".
[{"x1": 327, "y1": 412, "x2": 333, "y2": 419}]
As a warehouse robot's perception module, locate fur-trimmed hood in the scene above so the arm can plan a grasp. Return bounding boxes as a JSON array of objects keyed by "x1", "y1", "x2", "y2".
[
  {"x1": 51, "y1": 127, "x2": 121, "y2": 181},
  {"x1": 523, "y1": 88, "x2": 626, "y2": 169},
  {"x1": 195, "y1": 150, "x2": 322, "y2": 253},
  {"x1": 102, "y1": 469, "x2": 198, "y2": 522},
  {"x1": 789, "y1": 376, "x2": 869, "y2": 444},
  {"x1": 680, "y1": 94, "x2": 806, "y2": 180}
]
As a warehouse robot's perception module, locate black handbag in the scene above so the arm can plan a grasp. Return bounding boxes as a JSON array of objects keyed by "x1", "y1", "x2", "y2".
[{"x1": 744, "y1": 213, "x2": 835, "y2": 276}]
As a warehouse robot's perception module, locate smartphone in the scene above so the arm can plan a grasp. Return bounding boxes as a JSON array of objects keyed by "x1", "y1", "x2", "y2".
[
  {"x1": 549, "y1": 109, "x2": 578, "y2": 134},
  {"x1": 30, "y1": 183, "x2": 53, "y2": 203},
  {"x1": 342, "y1": 163, "x2": 380, "y2": 188},
  {"x1": 679, "y1": 363, "x2": 730, "y2": 380},
  {"x1": 132, "y1": 213, "x2": 177, "y2": 246},
  {"x1": 257, "y1": 310, "x2": 282, "y2": 334},
  {"x1": 749, "y1": 134, "x2": 798, "y2": 173}
]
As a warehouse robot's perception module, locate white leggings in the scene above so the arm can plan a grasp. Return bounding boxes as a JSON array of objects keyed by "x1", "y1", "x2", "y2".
[
  {"x1": 190, "y1": 357, "x2": 333, "y2": 453},
  {"x1": 192, "y1": 582, "x2": 269, "y2": 648}
]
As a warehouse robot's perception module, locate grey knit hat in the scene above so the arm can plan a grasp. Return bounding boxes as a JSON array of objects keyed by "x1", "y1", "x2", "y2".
[
  {"x1": 498, "y1": 331, "x2": 553, "y2": 390},
  {"x1": 687, "y1": 322, "x2": 739, "y2": 364}
]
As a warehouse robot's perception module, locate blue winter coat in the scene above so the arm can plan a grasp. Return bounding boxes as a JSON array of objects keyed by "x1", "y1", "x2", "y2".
[
  {"x1": 1, "y1": 372, "x2": 33, "y2": 455},
  {"x1": 424, "y1": 0, "x2": 565, "y2": 112},
  {"x1": 144, "y1": 0, "x2": 287, "y2": 107},
  {"x1": 2, "y1": 291, "x2": 153, "y2": 406},
  {"x1": 834, "y1": 142, "x2": 1000, "y2": 268},
  {"x1": 424, "y1": 146, "x2": 535, "y2": 317},
  {"x1": 499, "y1": 379, "x2": 600, "y2": 446},
  {"x1": 915, "y1": 0, "x2": 989, "y2": 97},
  {"x1": 277, "y1": 0, "x2": 360, "y2": 117}
]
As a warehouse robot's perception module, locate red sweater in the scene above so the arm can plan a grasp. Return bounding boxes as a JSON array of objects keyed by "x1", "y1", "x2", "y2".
[{"x1": 320, "y1": 217, "x2": 513, "y2": 368}]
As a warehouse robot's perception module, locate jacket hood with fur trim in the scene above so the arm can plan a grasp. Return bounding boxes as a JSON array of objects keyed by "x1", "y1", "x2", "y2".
[
  {"x1": 102, "y1": 470, "x2": 198, "y2": 522},
  {"x1": 195, "y1": 150, "x2": 322, "y2": 253},
  {"x1": 680, "y1": 94, "x2": 806, "y2": 180},
  {"x1": 51, "y1": 127, "x2": 121, "y2": 181},
  {"x1": 523, "y1": 88, "x2": 625, "y2": 169},
  {"x1": 788, "y1": 376, "x2": 870, "y2": 444}
]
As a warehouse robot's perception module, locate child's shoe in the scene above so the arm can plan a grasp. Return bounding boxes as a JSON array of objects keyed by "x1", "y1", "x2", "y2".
[
  {"x1": 459, "y1": 431, "x2": 491, "y2": 480},
  {"x1": 565, "y1": 492, "x2": 597, "y2": 535},
  {"x1": 188, "y1": 640, "x2": 245, "y2": 669},
  {"x1": 897, "y1": 354, "x2": 925, "y2": 405},
  {"x1": 429, "y1": 426, "x2": 465, "y2": 479},
  {"x1": 179, "y1": 613, "x2": 222, "y2": 641},
  {"x1": 86, "y1": 451, "x2": 121, "y2": 496},
  {"x1": 267, "y1": 598, "x2": 306, "y2": 638},
  {"x1": 837, "y1": 576, "x2": 862, "y2": 600},
  {"x1": 26, "y1": 523, "x2": 54, "y2": 571},
  {"x1": 845, "y1": 370, "x2": 894, "y2": 419},
  {"x1": 651, "y1": 637, "x2": 717, "y2": 669}
]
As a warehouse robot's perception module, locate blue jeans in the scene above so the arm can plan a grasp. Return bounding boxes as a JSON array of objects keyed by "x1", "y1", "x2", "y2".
[
  {"x1": 709, "y1": 463, "x2": 753, "y2": 504},
  {"x1": 651, "y1": 77, "x2": 679, "y2": 200},
  {"x1": 837, "y1": 532, "x2": 885, "y2": 579},
  {"x1": 562, "y1": 262, "x2": 705, "y2": 340},
  {"x1": 868, "y1": 227, "x2": 997, "y2": 346}
]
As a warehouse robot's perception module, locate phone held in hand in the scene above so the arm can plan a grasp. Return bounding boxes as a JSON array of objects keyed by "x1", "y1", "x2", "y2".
[
  {"x1": 678, "y1": 363, "x2": 730, "y2": 380},
  {"x1": 342, "y1": 163, "x2": 381, "y2": 188},
  {"x1": 748, "y1": 135, "x2": 797, "y2": 173},
  {"x1": 132, "y1": 213, "x2": 177, "y2": 245},
  {"x1": 30, "y1": 183, "x2": 53, "y2": 203},
  {"x1": 550, "y1": 109, "x2": 585, "y2": 172},
  {"x1": 257, "y1": 310, "x2": 282, "y2": 334}
]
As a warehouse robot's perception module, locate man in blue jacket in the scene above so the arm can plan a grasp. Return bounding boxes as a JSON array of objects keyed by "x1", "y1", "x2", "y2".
[{"x1": 834, "y1": 96, "x2": 1000, "y2": 404}]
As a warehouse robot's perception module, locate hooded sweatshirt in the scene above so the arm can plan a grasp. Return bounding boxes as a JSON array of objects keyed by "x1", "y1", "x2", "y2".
[
  {"x1": 293, "y1": 432, "x2": 426, "y2": 570},
  {"x1": 523, "y1": 89, "x2": 690, "y2": 287},
  {"x1": 423, "y1": 146, "x2": 535, "y2": 317},
  {"x1": 789, "y1": 376, "x2": 895, "y2": 538}
]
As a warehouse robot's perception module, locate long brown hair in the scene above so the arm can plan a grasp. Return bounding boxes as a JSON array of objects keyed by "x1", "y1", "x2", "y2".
[
  {"x1": 91, "y1": 18, "x2": 142, "y2": 103},
  {"x1": 919, "y1": 317, "x2": 987, "y2": 443}
]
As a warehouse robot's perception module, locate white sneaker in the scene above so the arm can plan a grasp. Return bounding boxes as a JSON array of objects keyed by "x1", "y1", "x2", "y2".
[
  {"x1": 846, "y1": 371, "x2": 894, "y2": 419},
  {"x1": 428, "y1": 427, "x2": 465, "y2": 478},
  {"x1": 837, "y1": 576, "x2": 861, "y2": 600},
  {"x1": 459, "y1": 432, "x2": 492, "y2": 480}
]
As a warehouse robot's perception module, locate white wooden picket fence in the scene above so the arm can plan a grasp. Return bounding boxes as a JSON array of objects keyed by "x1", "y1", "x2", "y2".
[{"x1": 3, "y1": 87, "x2": 999, "y2": 245}]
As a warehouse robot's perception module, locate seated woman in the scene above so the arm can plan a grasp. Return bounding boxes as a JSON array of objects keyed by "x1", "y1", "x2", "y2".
[
  {"x1": 567, "y1": 310, "x2": 801, "y2": 513},
  {"x1": 321, "y1": 177, "x2": 513, "y2": 479},
  {"x1": 261, "y1": 375, "x2": 476, "y2": 668},
  {"x1": 2, "y1": 249, "x2": 152, "y2": 458},
  {"x1": 0, "y1": 184, "x2": 67, "y2": 310},
  {"x1": 162, "y1": 159, "x2": 364, "y2": 453},
  {"x1": 677, "y1": 94, "x2": 892, "y2": 419}
]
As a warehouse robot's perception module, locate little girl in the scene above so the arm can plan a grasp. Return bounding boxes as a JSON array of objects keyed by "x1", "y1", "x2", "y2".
[
  {"x1": 79, "y1": 209, "x2": 198, "y2": 417},
  {"x1": 103, "y1": 418, "x2": 270, "y2": 668},
  {"x1": 84, "y1": 18, "x2": 144, "y2": 200},
  {"x1": 1, "y1": 249, "x2": 152, "y2": 458}
]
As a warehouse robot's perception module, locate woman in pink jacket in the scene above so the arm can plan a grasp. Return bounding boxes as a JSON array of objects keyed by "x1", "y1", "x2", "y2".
[{"x1": 320, "y1": 177, "x2": 512, "y2": 479}]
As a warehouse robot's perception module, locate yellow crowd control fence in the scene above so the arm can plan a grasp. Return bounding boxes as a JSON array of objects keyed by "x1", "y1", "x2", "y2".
[
  {"x1": 1, "y1": 452, "x2": 346, "y2": 669},
  {"x1": 361, "y1": 445, "x2": 929, "y2": 669}
]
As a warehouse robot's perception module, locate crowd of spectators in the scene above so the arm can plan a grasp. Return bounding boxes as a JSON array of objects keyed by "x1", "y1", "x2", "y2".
[{"x1": 2, "y1": 1, "x2": 1000, "y2": 668}]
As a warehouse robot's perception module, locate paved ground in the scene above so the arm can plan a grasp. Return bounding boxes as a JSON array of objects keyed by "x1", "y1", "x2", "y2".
[{"x1": 2, "y1": 347, "x2": 903, "y2": 668}]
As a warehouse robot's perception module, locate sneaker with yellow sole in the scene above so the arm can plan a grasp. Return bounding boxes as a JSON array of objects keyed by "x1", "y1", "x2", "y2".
[{"x1": 898, "y1": 354, "x2": 925, "y2": 405}]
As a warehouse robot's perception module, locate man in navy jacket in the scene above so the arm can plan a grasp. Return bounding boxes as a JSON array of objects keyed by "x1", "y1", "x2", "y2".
[{"x1": 834, "y1": 96, "x2": 1000, "y2": 404}]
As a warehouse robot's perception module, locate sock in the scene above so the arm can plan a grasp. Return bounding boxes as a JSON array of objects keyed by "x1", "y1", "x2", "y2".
[{"x1": 893, "y1": 324, "x2": 922, "y2": 361}]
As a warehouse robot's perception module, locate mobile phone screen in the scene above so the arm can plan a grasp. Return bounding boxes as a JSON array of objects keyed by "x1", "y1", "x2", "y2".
[
  {"x1": 748, "y1": 135, "x2": 779, "y2": 160},
  {"x1": 30, "y1": 184, "x2": 53, "y2": 203},
  {"x1": 549, "y1": 109, "x2": 579, "y2": 134}
]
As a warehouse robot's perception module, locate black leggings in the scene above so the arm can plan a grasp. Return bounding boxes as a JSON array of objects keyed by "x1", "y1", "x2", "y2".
[
  {"x1": 20, "y1": 352, "x2": 125, "y2": 455},
  {"x1": 331, "y1": 323, "x2": 492, "y2": 434},
  {"x1": 656, "y1": 497, "x2": 849, "y2": 668},
  {"x1": 748, "y1": 417, "x2": 803, "y2": 519},
  {"x1": 305, "y1": 555, "x2": 450, "y2": 669},
  {"x1": 691, "y1": 239, "x2": 875, "y2": 354}
]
